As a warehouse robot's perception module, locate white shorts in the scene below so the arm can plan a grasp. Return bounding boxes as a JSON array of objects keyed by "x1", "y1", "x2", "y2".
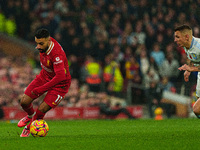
[{"x1": 196, "y1": 72, "x2": 200, "y2": 97}]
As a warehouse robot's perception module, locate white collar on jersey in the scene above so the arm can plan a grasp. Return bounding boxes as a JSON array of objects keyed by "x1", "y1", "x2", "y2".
[{"x1": 46, "y1": 41, "x2": 54, "y2": 55}]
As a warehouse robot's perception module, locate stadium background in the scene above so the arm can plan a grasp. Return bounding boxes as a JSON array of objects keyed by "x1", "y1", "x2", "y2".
[{"x1": 0, "y1": 0, "x2": 199, "y2": 120}]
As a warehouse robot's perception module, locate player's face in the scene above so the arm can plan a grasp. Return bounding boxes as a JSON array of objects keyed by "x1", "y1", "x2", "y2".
[
  {"x1": 35, "y1": 37, "x2": 50, "y2": 53},
  {"x1": 174, "y1": 31, "x2": 187, "y2": 47}
]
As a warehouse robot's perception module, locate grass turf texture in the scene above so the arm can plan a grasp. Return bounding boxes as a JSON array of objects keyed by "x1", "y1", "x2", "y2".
[{"x1": 0, "y1": 119, "x2": 199, "y2": 150}]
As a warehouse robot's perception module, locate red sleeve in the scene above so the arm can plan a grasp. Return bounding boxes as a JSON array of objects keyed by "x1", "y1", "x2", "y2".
[{"x1": 32, "y1": 55, "x2": 66, "y2": 96}]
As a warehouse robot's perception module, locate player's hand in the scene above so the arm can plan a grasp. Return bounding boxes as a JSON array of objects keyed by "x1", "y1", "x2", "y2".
[
  {"x1": 183, "y1": 70, "x2": 191, "y2": 82},
  {"x1": 178, "y1": 64, "x2": 192, "y2": 72},
  {"x1": 31, "y1": 91, "x2": 36, "y2": 95},
  {"x1": 32, "y1": 88, "x2": 43, "y2": 96},
  {"x1": 31, "y1": 90, "x2": 39, "y2": 96}
]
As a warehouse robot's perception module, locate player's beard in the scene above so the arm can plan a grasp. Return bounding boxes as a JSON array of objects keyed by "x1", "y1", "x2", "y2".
[{"x1": 38, "y1": 46, "x2": 48, "y2": 53}]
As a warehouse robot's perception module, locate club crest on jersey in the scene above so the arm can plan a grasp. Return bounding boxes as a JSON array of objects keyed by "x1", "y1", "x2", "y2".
[{"x1": 188, "y1": 53, "x2": 197, "y2": 60}]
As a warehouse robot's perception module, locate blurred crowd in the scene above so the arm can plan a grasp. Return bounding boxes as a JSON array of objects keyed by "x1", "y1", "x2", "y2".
[{"x1": 0, "y1": 0, "x2": 199, "y2": 111}]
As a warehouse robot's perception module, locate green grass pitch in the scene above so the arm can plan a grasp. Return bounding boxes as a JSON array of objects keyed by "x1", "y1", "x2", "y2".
[{"x1": 0, "y1": 119, "x2": 200, "y2": 150}]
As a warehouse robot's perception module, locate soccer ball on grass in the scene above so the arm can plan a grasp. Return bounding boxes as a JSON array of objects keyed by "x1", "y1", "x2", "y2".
[{"x1": 30, "y1": 119, "x2": 49, "y2": 137}]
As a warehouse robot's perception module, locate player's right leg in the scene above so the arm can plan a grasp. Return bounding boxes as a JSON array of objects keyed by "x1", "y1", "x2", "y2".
[
  {"x1": 193, "y1": 73, "x2": 200, "y2": 118},
  {"x1": 18, "y1": 76, "x2": 44, "y2": 128},
  {"x1": 17, "y1": 94, "x2": 34, "y2": 127},
  {"x1": 18, "y1": 94, "x2": 34, "y2": 137},
  {"x1": 193, "y1": 98, "x2": 200, "y2": 118}
]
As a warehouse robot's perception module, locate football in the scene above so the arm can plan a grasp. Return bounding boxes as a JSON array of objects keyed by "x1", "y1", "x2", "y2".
[{"x1": 30, "y1": 119, "x2": 49, "y2": 137}]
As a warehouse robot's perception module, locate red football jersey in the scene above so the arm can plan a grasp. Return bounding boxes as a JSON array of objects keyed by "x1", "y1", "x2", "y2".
[{"x1": 38, "y1": 37, "x2": 71, "y2": 88}]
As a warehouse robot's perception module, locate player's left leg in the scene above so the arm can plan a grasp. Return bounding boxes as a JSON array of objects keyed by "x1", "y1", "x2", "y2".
[
  {"x1": 193, "y1": 98, "x2": 200, "y2": 118},
  {"x1": 193, "y1": 72, "x2": 200, "y2": 119}
]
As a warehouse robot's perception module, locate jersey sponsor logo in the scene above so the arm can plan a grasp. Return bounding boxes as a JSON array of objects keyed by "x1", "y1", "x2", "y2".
[
  {"x1": 55, "y1": 57, "x2": 60, "y2": 61},
  {"x1": 40, "y1": 62, "x2": 53, "y2": 72},
  {"x1": 54, "y1": 57, "x2": 63, "y2": 65}
]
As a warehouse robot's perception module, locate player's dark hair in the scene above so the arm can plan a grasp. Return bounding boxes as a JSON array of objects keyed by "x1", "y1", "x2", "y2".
[
  {"x1": 174, "y1": 24, "x2": 192, "y2": 32},
  {"x1": 35, "y1": 28, "x2": 50, "y2": 39}
]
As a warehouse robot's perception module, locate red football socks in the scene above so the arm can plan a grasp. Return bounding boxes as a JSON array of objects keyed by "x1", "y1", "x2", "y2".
[
  {"x1": 21, "y1": 103, "x2": 34, "y2": 116},
  {"x1": 33, "y1": 109, "x2": 45, "y2": 120},
  {"x1": 26, "y1": 109, "x2": 45, "y2": 130}
]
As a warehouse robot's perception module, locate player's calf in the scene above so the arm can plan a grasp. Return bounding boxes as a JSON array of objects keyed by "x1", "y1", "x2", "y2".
[{"x1": 192, "y1": 99, "x2": 200, "y2": 118}]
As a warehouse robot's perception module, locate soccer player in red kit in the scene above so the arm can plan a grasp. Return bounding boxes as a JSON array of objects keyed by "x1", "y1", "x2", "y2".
[{"x1": 18, "y1": 29, "x2": 71, "y2": 137}]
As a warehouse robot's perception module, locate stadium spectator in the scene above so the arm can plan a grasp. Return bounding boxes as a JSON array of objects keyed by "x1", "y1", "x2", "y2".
[
  {"x1": 5, "y1": 15, "x2": 16, "y2": 36},
  {"x1": 66, "y1": 79, "x2": 79, "y2": 99},
  {"x1": 54, "y1": 0, "x2": 69, "y2": 16},
  {"x1": 143, "y1": 62, "x2": 160, "y2": 106},
  {"x1": 138, "y1": 49, "x2": 150, "y2": 79},
  {"x1": 124, "y1": 55, "x2": 142, "y2": 104},
  {"x1": 159, "y1": 53, "x2": 180, "y2": 83},
  {"x1": 145, "y1": 24, "x2": 156, "y2": 50},
  {"x1": 0, "y1": 9, "x2": 6, "y2": 33},
  {"x1": 165, "y1": 43, "x2": 179, "y2": 60},
  {"x1": 112, "y1": 44, "x2": 124, "y2": 63},
  {"x1": 98, "y1": 93, "x2": 136, "y2": 120},
  {"x1": 124, "y1": 56, "x2": 140, "y2": 82},
  {"x1": 103, "y1": 55, "x2": 124, "y2": 97},
  {"x1": 67, "y1": 96, "x2": 78, "y2": 107},
  {"x1": 147, "y1": 79, "x2": 174, "y2": 119},
  {"x1": 68, "y1": 55, "x2": 80, "y2": 80},
  {"x1": 95, "y1": 41, "x2": 110, "y2": 63},
  {"x1": 84, "y1": 55, "x2": 102, "y2": 92},
  {"x1": 123, "y1": 46, "x2": 133, "y2": 61},
  {"x1": 158, "y1": 76, "x2": 176, "y2": 93},
  {"x1": 150, "y1": 43, "x2": 165, "y2": 67},
  {"x1": 127, "y1": 20, "x2": 146, "y2": 47}
]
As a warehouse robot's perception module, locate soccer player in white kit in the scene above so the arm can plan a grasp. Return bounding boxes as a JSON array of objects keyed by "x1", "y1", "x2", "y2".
[{"x1": 174, "y1": 24, "x2": 200, "y2": 118}]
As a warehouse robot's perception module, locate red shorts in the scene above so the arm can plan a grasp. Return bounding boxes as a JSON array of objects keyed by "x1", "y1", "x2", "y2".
[{"x1": 25, "y1": 75, "x2": 71, "y2": 108}]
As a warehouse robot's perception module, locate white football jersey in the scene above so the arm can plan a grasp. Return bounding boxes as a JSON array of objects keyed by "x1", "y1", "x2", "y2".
[
  {"x1": 184, "y1": 37, "x2": 200, "y2": 66},
  {"x1": 186, "y1": 37, "x2": 200, "y2": 97}
]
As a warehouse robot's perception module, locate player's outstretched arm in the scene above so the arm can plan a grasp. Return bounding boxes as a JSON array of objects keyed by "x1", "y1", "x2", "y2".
[{"x1": 178, "y1": 64, "x2": 200, "y2": 72}]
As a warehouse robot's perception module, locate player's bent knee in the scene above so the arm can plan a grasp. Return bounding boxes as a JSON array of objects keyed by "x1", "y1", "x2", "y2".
[
  {"x1": 193, "y1": 104, "x2": 200, "y2": 115},
  {"x1": 38, "y1": 102, "x2": 51, "y2": 113},
  {"x1": 20, "y1": 94, "x2": 33, "y2": 106}
]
